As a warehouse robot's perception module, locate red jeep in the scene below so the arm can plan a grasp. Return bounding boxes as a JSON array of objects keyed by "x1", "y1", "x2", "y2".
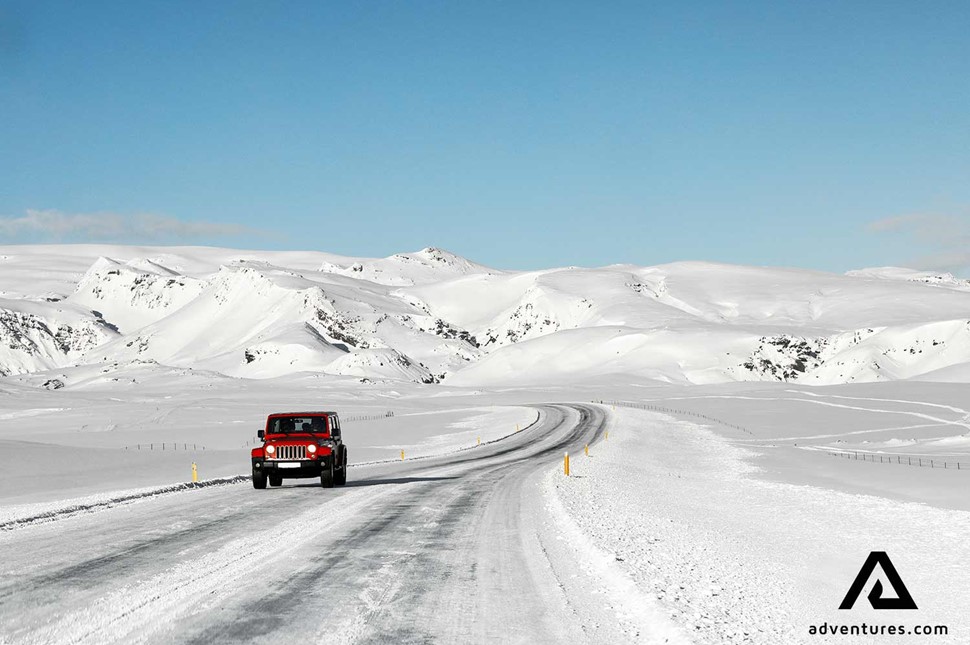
[{"x1": 251, "y1": 411, "x2": 348, "y2": 489}]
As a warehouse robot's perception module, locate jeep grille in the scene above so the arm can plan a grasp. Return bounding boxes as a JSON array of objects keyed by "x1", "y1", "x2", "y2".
[{"x1": 273, "y1": 445, "x2": 306, "y2": 460}]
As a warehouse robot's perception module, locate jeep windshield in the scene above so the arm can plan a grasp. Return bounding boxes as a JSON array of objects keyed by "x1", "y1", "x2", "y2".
[{"x1": 268, "y1": 416, "x2": 327, "y2": 434}]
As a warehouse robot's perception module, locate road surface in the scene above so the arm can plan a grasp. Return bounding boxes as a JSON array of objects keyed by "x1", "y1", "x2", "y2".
[{"x1": 0, "y1": 404, "x2": 648, "y2": 645}]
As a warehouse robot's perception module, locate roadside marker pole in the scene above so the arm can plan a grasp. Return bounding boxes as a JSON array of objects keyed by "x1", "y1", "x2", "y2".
[
  {"x1": 477, "y1": 436, "x2": 481, "y2": 446},
  {"x1": 516, "y1": 424, "x2": 519, "y2": 432},
  {"x1": 605, "y1": 430, "x2": 609, "y2": 440},
  {"x1": 191, "y1": 462, "x2": 198, "y2": 483},
  {"x1": 584, "y1": 444, "x2": 589, "y2": 456},
  {"x1": 401, "y1": 449, "x2": 405, "y2": 461},
  {"x1": 564, "y1": 452, "x2": 570, "y2": 476}
]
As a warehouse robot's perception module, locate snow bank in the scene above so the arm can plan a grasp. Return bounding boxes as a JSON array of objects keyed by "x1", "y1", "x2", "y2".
[{"x1": 551, "y1": 406, "x2": 970, "y2": 643}]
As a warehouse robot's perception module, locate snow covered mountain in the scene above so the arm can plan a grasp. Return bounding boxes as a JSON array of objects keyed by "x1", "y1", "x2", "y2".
[{"x1": 2, "y1": 244, "x2": 970, "y2": 387}]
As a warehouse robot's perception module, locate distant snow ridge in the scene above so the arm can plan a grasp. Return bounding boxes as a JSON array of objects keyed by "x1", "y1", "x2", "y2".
[
  {"x1": 3, "y1": 244, "x2": 970, "y2": 386},
  {"x1": 326, "y1": 348, "x2": 437, "y2": 383},
  {"x1": 0, "y1": 299, "x2": 117, "y2": 376},
  {"x1": 69, "y1": 257, "x2": 205, "y2": 333},
  {"x1": 318, "y1": 246, "x2": 495, "y2": 286},
  {"x1": 67, "y1": 260, "x2": 483, "y2": 382},
  {"x1": 846, "y1": 267, "x2": 970, "y2": 290}
]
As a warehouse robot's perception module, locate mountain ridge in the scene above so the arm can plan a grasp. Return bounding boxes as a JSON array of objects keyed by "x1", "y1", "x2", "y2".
[{"x1": 1, "y1": 244, "x2": 969, "y2": 387}]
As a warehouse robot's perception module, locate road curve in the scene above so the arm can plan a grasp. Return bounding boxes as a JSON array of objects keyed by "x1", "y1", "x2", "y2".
[{"x1": 0, "y1": 404, "x2": 622, "y2": 645}]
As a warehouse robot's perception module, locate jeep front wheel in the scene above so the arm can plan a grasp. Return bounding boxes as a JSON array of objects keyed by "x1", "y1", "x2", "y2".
[
  {"x1": 253, "y1": 471, "x2": 267, "y2": 489},
  {"x1": 320, "y1": 461, "x2": 335, "y2": 488},
  {"x1": 335, "y1": 449, "x2": 348, "y2": 486}
]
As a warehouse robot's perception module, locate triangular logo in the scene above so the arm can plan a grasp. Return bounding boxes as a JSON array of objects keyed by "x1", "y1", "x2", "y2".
[{"x1": 839, "y1": 551, "x2": 917, "y2": 610}]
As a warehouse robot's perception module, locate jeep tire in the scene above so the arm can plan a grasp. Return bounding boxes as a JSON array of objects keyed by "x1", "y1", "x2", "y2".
[
  {"x1": 253, "y1": 471, "x2": 267, "y2": 489},
  {"x1": 335, "y1": 448, "x2": 348, "y2": 486},
  {"x1": 320, "y1": 460, "x2": 335, "y2": 488}
]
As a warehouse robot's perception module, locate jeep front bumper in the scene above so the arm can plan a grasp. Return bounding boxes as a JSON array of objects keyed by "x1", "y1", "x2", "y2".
[{"x1": 252, "y1": 456, "x2": 331, "y2": 477}]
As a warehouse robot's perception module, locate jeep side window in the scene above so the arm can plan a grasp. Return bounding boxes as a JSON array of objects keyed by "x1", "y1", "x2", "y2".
[{"x1": 331, "y1": 416, "x2": 341, "y2": 438}]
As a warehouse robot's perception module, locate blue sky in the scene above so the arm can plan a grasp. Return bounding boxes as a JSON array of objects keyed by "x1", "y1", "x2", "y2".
[{"x1": 1, "y1": 1, "x2": 968, "y2": 272}]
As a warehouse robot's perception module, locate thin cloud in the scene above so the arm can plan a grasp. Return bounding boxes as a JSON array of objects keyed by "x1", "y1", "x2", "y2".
[
  {"x1": 866, "y1": 213, "x2": 963, "y2": 239},
  {"x1": 866, "y1": 211, "x2": 970, "y2": 275},
  {"x1": 911, "y1": 249, "x2": 970, "y2": 274},
  {"x1": 0, "y1": 209, "x2": 263, "y2": 242}
]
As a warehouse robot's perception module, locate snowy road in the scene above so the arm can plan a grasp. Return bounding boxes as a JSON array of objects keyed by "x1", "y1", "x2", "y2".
[{"x1": 0, "y1": 404, "x2": 658, "y2": 645}]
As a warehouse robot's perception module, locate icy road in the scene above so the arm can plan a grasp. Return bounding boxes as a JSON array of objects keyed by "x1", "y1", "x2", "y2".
[{"x1": 0, "y1": 405, "x2": 676, "y2": 645}]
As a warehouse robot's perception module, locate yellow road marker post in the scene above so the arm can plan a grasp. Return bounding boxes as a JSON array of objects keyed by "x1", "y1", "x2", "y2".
[
  {"x1": 191, "y1": 462, "x2": 198, "y2": 483},
  {"x1": 401, "y1": 449, "x2": 405, "y2": 461},
  {"x1": 584, "y1": 444, "x2": 589, "y2": 456},
  {"x1": 564, "y1": 452, "x2": 570, "y2": 476}
]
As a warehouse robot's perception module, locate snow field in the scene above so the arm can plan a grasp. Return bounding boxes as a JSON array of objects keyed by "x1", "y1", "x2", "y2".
[
  {"x1": 631, "y1": 382, "x2": 970, "y2": 511},
  {"x1": 370, "y1": 406, "x2": 540, "y2": 461},
  {"x1": 549, "y1": 406, "x2": 970, "y2": 644},
  {"x1": 0, "y1": 377, "x2": 537, "y2": 507}
]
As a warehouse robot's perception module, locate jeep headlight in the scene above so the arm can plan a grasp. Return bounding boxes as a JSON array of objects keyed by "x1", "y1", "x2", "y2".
[
  {"x1": 307, "y1": 443, "x2": 318, "y2": 454},
  {"x1": 265, "y1": 444, "x2": 276, "y2": 455}
]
